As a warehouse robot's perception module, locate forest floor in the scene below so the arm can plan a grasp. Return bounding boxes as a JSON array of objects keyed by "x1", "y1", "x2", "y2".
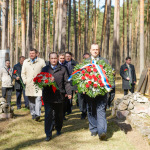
[{"x1": 0, "y1": 80, "x2": 150, "y2": 150}]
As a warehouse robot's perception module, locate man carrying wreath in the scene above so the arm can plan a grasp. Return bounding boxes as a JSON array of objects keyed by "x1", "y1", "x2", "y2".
[{"x1": 85, "y1": 44, "x2": 110, "y2": 140}]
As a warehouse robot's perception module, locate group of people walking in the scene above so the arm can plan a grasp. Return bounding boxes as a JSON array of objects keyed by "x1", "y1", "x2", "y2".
[{"x1": 0, "y1": 43, "x2": 136, "y2": 141}]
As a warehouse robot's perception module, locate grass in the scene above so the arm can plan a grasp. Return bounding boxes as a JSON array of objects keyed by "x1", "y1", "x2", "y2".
[{"x1": 0, "y1": 103, "x2": 136, "y2": 150}]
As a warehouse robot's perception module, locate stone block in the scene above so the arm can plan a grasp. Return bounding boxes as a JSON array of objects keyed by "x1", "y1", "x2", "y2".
[
  {"x1": 118, "y1": 102, "x2": 128, "y2": 111},
  {"x1": 116, "y1": 110, "x2": 130, "y2": 120}
]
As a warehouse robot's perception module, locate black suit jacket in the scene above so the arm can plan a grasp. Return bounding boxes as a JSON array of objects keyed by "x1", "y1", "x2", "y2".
[
  {"x1": 42, "y1": 64, "x2": 72, "y2": 103},
  {"x1": 13, "y1": 63, "x2": 23, "y2": 90},
  {"x1": 120, "y1": 63, "x2": 136, "y2": 89}
]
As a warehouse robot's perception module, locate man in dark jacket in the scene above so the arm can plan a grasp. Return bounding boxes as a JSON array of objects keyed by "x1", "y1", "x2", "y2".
[
  {"x1": 13, "y1": 56, "x2": 29, "y2": 109},
  {"x1": 42, "y1": 52, "x2": 72, "y2": 141},
  {"x1": 65, "y1": 52, "x2": 78, "y2": 114},
  {"x1": 58, "y1": 52, "x2": 69, "y2": 120},
  {"x1": 120, "y1": 57, "x2": 136, "y2": 95}
]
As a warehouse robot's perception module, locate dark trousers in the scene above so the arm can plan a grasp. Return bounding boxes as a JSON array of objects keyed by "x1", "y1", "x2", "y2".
[
  {"x1": 78, "y1": 93, "x2": 87, "y2": 114},
  {"x1": 124, "y1": 85, "x2": 134, "y2": 95},
  {"x1": 86, "y1": 95, "x2": 107, "y2": 136},
  {"x1": 2, "y1": 87, "x2": 12, "y2": 105},
  {"x1": 67, "y1": 91, "x2": 73, "y2": 114},
  {"x1": 16, "y1": 89, "x2": 29, "y2": 108},
  {"x1": 44, "y1": 102, "x2": 63, "y2": 137},
  {"x1": 107, "y1": 88, "x2": 115, "y2": 107},
  {"x1": 63, "y1": 97, "x2": 68, "y2": 117}
]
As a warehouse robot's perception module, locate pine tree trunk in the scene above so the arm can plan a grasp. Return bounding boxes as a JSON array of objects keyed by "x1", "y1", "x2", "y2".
[
  {"x1": 58, "y1": 0, "x2": 63, "y2": 52},
  {"x1": 140, "y1": 0, "x2": 145, "y2": 74},
  {"x1": 21, "y1": 0, "x2": 26, "y2": 56},
  {"x1": 73, "y1": 0, "x2": 77, "y2": 59},
  {"x1": 43, "y1": 0, "x2": 46, "y2": 58},
  {"x1": 61, "y1": 0, "x2": 68, "y2": 52},
  {"x1": 100, "y1": 0, "x2": 107, "y2": 54},
  {"x1": 15, "y1": 0, "x2": 19, "y2": 63},
  {"x1": 46, "y1": 0, "x2": 50, "y2": 59},
  {"x1": 86, "y1": 0, "x2": 90, "y2": 51},
  {"x1": 38, "y1": 0, "x2": 42, "y2": 53},
  {"x1": 127, "y1": 0, "x2": 129, "y2": 56},
  {"x1": 52, "y1": 0, "x2": 55, "y2": 51},
  {"x1": 84, "y1": 0, "x2": 86, "y2": 52},
  {"x1": 32, "y1": 0, "x2": 34, "y2": 47},
  {"x1": 68, "y1": 0, "x2": 71, "y2": 51},
  {"x1": 122, "y1": 0, "x2": 125, "y2": 63},
  {"x1": 2, "y1": 0, "x2": 9, "y2": 50},
  {"x1": 78, "y1": 0, "x2": 81, "y2": 61},
  {"x1": 129, "y1": 0, "x2": 132, "y2": 57},
  {"x1": 10, "y1": 0, "x2": 15, "y2": 66},
  {"x1": 54, "y1": 0, "x2": 59, "y2": 52},
  {"x1": 104, "y1": 0, "x2": 111, "y2": 60}
]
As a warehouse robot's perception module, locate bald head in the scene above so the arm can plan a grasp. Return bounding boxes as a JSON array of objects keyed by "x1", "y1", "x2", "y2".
[{"x1": 90, "y1": 44, "x2": 100, "y2": 58}]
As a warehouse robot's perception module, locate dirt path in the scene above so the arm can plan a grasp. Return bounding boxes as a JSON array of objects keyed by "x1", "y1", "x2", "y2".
[{"x1": 0, "y1": 85, "x2": 150, "y2": 150}]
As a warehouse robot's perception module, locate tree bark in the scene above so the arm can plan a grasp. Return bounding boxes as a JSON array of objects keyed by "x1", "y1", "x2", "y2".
[
  {"x1": 127, "y1": 0, "x2": 129, "y2": 56},
  {"x1": 61, "y1": 0, "x2": 68, "y2": 52},
  {"x1": 140, "y1": 0, "x2": 145, "y2": 74},
  {"x1": 104, "y1": 0, "x2": 111, "y2": 60},
  {"x1": 2, "y1": 0, "x2": 9, "y2": 50},
  {"x1": 73, "y1": 0, "x2": 77, "y2": 59},
  {"x1": 43, "y1": 0, "x2": 46, "y2": 58},
  {"x1": 15, "y1": 0, "x2": 19, "y2": 63},
  {"x1": 46, "y1": 0, "x2": 51, "y2": 59},
  {"x1": 21, "y1": 0, "x2": 26, "y2": 56},
  {"x1": 38, "y1": 0, "x2": 42, "y2": 53},
  {"x1": 10, "y1": 0, "x2": 15, "y2": 66},
  {"x1": 68, "y1": 0, "x2": 71, "y2": 51}
]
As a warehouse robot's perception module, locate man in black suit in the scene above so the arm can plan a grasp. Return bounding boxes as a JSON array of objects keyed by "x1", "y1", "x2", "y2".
[
  {"x1": 42, "y1": 52, "x2": 72, "y2": 141},
  {"x1": 13, "y1": 56, "x2": 29, "y2": 109},
  {"x1": 58, "y1": 53, "x2": 69, "y2": 120},
  {"x1": 85, "y1": 44, "x2": 109, "y2": 140},
  {"x1": 65, "y1": 52, "x2": 78, "y2": 114},
  {"x1": 120, "y1": 57, "x2": 136, "y2": 95}
]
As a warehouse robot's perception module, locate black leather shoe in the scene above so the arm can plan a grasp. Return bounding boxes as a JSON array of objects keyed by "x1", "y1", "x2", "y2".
[
  {"x1": 91, "y1": 132, "x2": 97, "y2": 136},
  {"x1": 45, "y1": 136, "x2": 52, "y2": 141},
  {"x1": 57, "y1": 131, "x2": 61, "y2": 136},
  {"x1": 32, "y1": 115, "x2": 36, "y2": 120},
  {"x1": 35, "y1": 116, "x2": 40, "y2": 121},
  {"x1": 99, "y1": 133, "x2": 106, "y2": 140}
]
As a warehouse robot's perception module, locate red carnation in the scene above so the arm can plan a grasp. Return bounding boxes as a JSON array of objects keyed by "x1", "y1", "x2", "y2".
[
  {"x1": 81, "y1": 70, "x2": 85, "y2": 74},
  {"x1": 98, "y1": 75, "x2": 101, "y2": 78},
  {"x1": 92, "y1": 64, "x2": 96, "y2": 68},
  {"x1": 87, "y1": 68, "x2": 91, "y2": 72},
  {"x1": 92, "y1": 74, "x2": 96, "y2": 78},
  {"x1": 93, "y1": 68, "x2": 97, "y2": 72},
  {"x1": 46, "y1": 74, "x2": 49, "y2": 78},
  {"x1": 14, "y1": 70, "x2": 17, "y2": 74},
  {"x1": 86, "y1": 84, "x2": 90, "y2": 88},
  {"x1": 88, "y1": 75, "x2": 92, "y2": 80},
  {"x1": 49, "y1": 74, "x2": 52, "y2": 77},
  {"x1": 93, "y1": 84, "x2": 98, "y2": 88},
  {"x1": 38, "y1": 79, "x2": 42, "y2": 83},
  {"x1": 124, "y1": 69, "x2": 128, "y2": 71},
  {"x1": 98, "y1": 79, "x2": 102, "y2": 84},
  {"x1": 40, "y1": 76, "x2": 43, "y2": 79},
  {"x1": 100, "y1": 83, "x2": 104, "y2": 87},
  {"x1": 44, "y1": 79, "x2": 49, "y2": 83},
  {"x1": 94, "y1": 77, "x2": 98, "y2": 81},
  {"x1": 85, "y1": 73, "x2": 89, "y2": 77},
  {"x1": 88, "y1": 81, "x2": 92, "y2": 85},
  {"x1": 81, "y1": 76, "x2": 86, "y2": 80}
]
